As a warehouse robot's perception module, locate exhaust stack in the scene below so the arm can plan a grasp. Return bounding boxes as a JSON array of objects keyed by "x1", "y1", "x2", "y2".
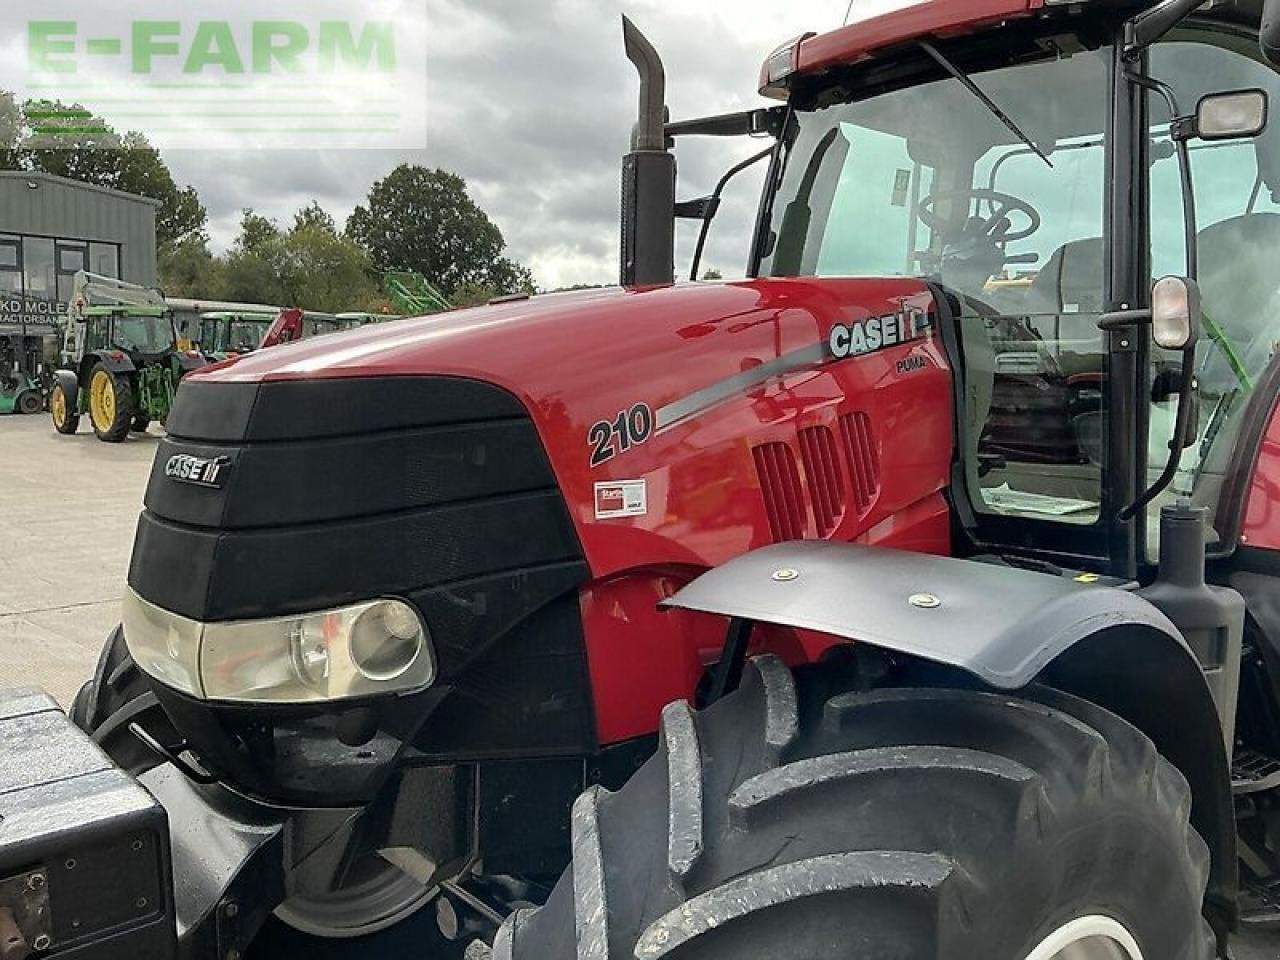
[{"x1": 620, "y1": 16, "x2": 675, "y2": 287}]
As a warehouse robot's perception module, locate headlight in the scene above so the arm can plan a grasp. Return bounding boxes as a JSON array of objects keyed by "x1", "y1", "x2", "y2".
[{"x1": 122, "y1": 590, "x2": 436, "y2": 704}]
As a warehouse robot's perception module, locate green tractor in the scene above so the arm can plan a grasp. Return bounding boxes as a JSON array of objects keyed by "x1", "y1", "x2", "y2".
[
  {"x1": 49, "y1": 272, "x2": 207, "y2": 442},
  {"x1": 194, "y1": 309, "x2": 278, "y2": 360}
]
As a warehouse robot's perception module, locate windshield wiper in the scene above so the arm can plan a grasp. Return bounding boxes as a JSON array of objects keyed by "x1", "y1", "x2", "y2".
[{"x1": 919, "y1": 41, "x2": 1053, "y2": 168}]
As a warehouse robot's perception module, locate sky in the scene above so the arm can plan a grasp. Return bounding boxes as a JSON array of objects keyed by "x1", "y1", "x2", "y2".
[
  {"x1": 0, "y1": 0, "x2": 918, "y2": 290},
  {"x1": 155, "y1": 0, "x2": 864, "y2": 290}
]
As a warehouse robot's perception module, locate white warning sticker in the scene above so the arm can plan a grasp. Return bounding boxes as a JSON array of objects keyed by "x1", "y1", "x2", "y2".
[{"x1": 594, "y1": 479, "x2": 647, "y2": 520}]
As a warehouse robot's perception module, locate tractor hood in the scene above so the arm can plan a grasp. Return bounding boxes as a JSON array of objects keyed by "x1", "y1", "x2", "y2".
[{"x1": 176, "y1": 277, "x2": 946, "y2": 577}]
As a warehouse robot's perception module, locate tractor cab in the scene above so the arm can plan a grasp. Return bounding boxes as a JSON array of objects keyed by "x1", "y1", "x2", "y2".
[
  {"x1": 633, "y1": 0, "x2": 1280, "y2": 579},
  {"x1": 196, "y1": 310, "x2": 276, "y2": 359}
]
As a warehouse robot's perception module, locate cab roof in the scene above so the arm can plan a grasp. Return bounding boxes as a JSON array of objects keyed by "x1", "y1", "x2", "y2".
[{"x1": 797, "y1": 0, "x2": 1049, "y2": 75}]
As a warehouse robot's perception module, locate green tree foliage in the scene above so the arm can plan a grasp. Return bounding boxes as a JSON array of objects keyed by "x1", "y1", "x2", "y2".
[
  {"x1": 347, "y1": 165, "x2": 534, "y2": 298},
  {"x1": 202, "y1": 206, "x2": 382, "y2": 314},
  {"x1": 5, "y1": 97, "x2": 207, "y2": 246},
  {"x1": 158, "y1": 236, "x2": 225, "y2": 299},
  {"x1": 0, "y1": 92, "x2": 20, "y2": 169}
]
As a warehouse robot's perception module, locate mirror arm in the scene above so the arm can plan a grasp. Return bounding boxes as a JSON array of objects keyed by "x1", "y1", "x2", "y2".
[
  {"x1": 1127, "y1": 69, "x2": 1199, "y2": 279},
  {"x1": 1119, "y1": 342, "x2": 1198, "y2": 522},
  {"x1": 666, "y1": 107, "x2": 785, "y2": 140},
  {"x1": 689, "y1": 144, "x2": 777, "y2": 282},
  {"x1": 1098, "y1": 308, "x2": 1152, "y2": 331},
  {"x1": 1124, "y1": 0, "x2": 1205, "y2": 58}
]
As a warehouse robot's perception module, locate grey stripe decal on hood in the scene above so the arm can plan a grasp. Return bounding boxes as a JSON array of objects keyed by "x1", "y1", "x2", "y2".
[{"x1": 654, "y1": 342, "x2": 828, "y2": 435}]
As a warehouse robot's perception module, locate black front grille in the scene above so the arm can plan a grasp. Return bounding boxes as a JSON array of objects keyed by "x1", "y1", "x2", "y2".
[{"x1": 131, "y1": 376, "x2": 586, "y2": 622}]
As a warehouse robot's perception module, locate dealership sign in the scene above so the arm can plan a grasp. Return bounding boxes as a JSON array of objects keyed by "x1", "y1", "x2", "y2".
[{"x1": 0, "y1": 296, "x2": 67, "y2": 332}]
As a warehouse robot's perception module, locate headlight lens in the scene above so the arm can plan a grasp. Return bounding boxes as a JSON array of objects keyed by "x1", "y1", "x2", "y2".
[{"x1": 122, "y1": 590, "x2": 435, "y2": 704}]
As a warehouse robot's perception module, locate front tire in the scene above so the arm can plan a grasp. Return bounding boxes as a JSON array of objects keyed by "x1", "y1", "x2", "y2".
[
  {"x1": 87, "y1": 363, "x2": 133, "y2": 442},
  {"x1": 49, "y1": 382, "x2": 79, "y2": 434},
  {"x1": 504, "y1": 657, "x2": 1215, "y2": 959}
]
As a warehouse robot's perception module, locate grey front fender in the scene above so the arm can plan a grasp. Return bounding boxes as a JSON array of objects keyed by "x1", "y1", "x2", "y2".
[
  {"x1": 663, "y1": 540, "x2": 1186, "y2": 689},
  {"x1": 665, "y1": 540, "x2": 1238, "y2": 939}
]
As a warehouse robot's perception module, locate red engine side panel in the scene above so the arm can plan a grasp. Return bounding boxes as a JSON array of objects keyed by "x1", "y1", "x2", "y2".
[
  {"x1": 194, "y1": 278, "x2": 956, "y2": 743},
  {"x1": 1242, "y1": 400, "x2": 1280, "y2": 550}
]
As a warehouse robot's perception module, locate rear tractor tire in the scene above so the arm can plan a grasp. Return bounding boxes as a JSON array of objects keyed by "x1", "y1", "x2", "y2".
[
  {"x1": 49, "y1": 382, "x2": 79, "y2": 434},
  {"x1": 87, "y1": 363, "x2": 134, "y2": 442},
  {"x1": 503, "y1": 656, "x2": 1216, "y2": 960}
]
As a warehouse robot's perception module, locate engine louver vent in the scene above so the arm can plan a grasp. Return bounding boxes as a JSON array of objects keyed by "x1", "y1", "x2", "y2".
[
  {"x1": 840, "y1": 411, "x2": 881, "y2": 515},
  {"x1": 752, "y1": 442, "x2": 807, "y2": 542},
  {"x1": 797, "y1": 426, "x2": 845, "y2": 537}
]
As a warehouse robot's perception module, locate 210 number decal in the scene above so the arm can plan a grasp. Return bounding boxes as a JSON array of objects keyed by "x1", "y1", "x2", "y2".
[{"x1": 588, "y1": 403, "x2": 654, "y2": 467}]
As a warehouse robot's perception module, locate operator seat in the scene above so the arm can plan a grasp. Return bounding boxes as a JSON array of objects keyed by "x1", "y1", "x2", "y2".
[
  {"x1": 1025, "y1": 237, "x2": 1106, "y2": 318},
  {"x1": 958, "y1": 237, "x2": 1108, "y2": 504}
]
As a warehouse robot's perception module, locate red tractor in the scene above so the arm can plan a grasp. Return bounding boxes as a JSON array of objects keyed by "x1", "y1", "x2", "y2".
[{"x1": 7, "y1": 1, "x2": 1280, "y2": 958}]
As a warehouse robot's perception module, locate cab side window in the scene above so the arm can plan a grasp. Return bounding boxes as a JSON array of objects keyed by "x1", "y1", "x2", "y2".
[{"x1": 1146, "y1": 34, "x2": 1280, "y2": 555}]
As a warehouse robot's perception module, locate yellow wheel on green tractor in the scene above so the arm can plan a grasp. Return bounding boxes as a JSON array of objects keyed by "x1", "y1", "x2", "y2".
[
  {"x1": 87, "y1": 364, "x2": 134, "y2": 443},
  {"x1": 50, "y1": 382, "x2": 79, "y2": 435}
]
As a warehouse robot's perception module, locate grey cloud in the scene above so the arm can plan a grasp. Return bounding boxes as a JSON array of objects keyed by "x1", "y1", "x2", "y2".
[{"x1": 164, "y1": 0, "x2": 836, "y2": 288}]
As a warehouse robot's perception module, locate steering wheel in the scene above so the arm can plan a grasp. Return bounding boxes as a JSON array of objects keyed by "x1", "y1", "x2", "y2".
[{"x1": 918, "y1": 188, "x2": 1042, "y2": 244}]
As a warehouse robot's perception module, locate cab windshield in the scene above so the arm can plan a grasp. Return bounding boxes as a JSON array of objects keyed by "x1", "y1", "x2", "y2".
[
  {"x1": 762, "y1": 44, "x2": 1112, "y2": 524},
  {"x1": 112, "y1": 315, "x2": 175, "y2": 355},
  {"x1": 227, "y1": 320, "x2": 268, "y2": 350}
]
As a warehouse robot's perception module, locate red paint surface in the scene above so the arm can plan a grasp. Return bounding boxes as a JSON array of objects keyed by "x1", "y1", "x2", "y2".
[
  {"x1": 796, "y1": 0, "x2": 1044, "y2": 76},
  {"x1": 194, "y1": 278, "x2": 955, "y2": 742},
  {"x1": 1243, "y1": 400, "x2": 1280, "y2": 550}
]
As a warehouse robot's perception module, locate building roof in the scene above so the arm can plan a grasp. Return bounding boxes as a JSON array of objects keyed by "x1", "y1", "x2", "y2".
[{"x1": 0, "y1": 171, "x2": 162, "y2": 207}]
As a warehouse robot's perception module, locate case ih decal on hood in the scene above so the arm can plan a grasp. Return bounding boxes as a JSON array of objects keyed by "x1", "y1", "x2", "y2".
[
  {"x1": 646, "y1": 301, "x2": 936, "y2": 441},
  {"x1": 827, "y1": 304, "x2": 933, "y2": 361},
  {"x1": 165, "y1": 453, "x2": 230, "y2": 489}
]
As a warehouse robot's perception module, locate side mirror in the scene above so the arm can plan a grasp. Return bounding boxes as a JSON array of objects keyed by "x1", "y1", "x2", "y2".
[
  {"x1": 1193, "y1": 89, "x2": 1269, "y2": 141},
  {"x1": 1097, "y1": 275, "x2": 1201, "y2": 351},
  {"x1": 1151, "y1": 276, "x2": 1201, "y2": 351}
]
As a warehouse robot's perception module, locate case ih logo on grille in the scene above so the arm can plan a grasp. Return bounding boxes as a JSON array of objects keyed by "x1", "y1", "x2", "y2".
[{"x1": 165, "y1": 454, "x2": 230, "y2": 489}]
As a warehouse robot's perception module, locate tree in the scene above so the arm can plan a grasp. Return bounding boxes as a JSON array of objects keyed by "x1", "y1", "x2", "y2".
[
  {"x1": 234, "y1": 208, "x2": 281, "y2": 255},
  {"x1": 0, "y1": 92, "x2": 20, "y2": 169},
  {"x1": 2, "y1": 95, "x2": 208, "y2": 247},
  {"x1": 278, "y1": 208, "x2": 379, "y2": 313},
  {"x1": 158, "y1": 236, "x2": 225, "y2": 299},
  {"x1": 219, "y1": 204, "x2": 381, "y2": 313},
  {"x1": 347, "y1": 165, "x2": 534, "y2": 297}
]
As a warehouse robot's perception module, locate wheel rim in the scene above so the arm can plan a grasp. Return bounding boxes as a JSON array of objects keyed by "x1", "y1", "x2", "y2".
[
  {"x1": 272, "y1": 854, "x2": 437, "y2": 939},
  {"x1": 1023, "y1": 916, "x2": 1144, "y2": 960},
  {"x1": 89, "y1": 371, "x2": 115, "y2": 430},
  {"x1": 50, "y1": 387, "x2": 66, "y2": 424}
]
